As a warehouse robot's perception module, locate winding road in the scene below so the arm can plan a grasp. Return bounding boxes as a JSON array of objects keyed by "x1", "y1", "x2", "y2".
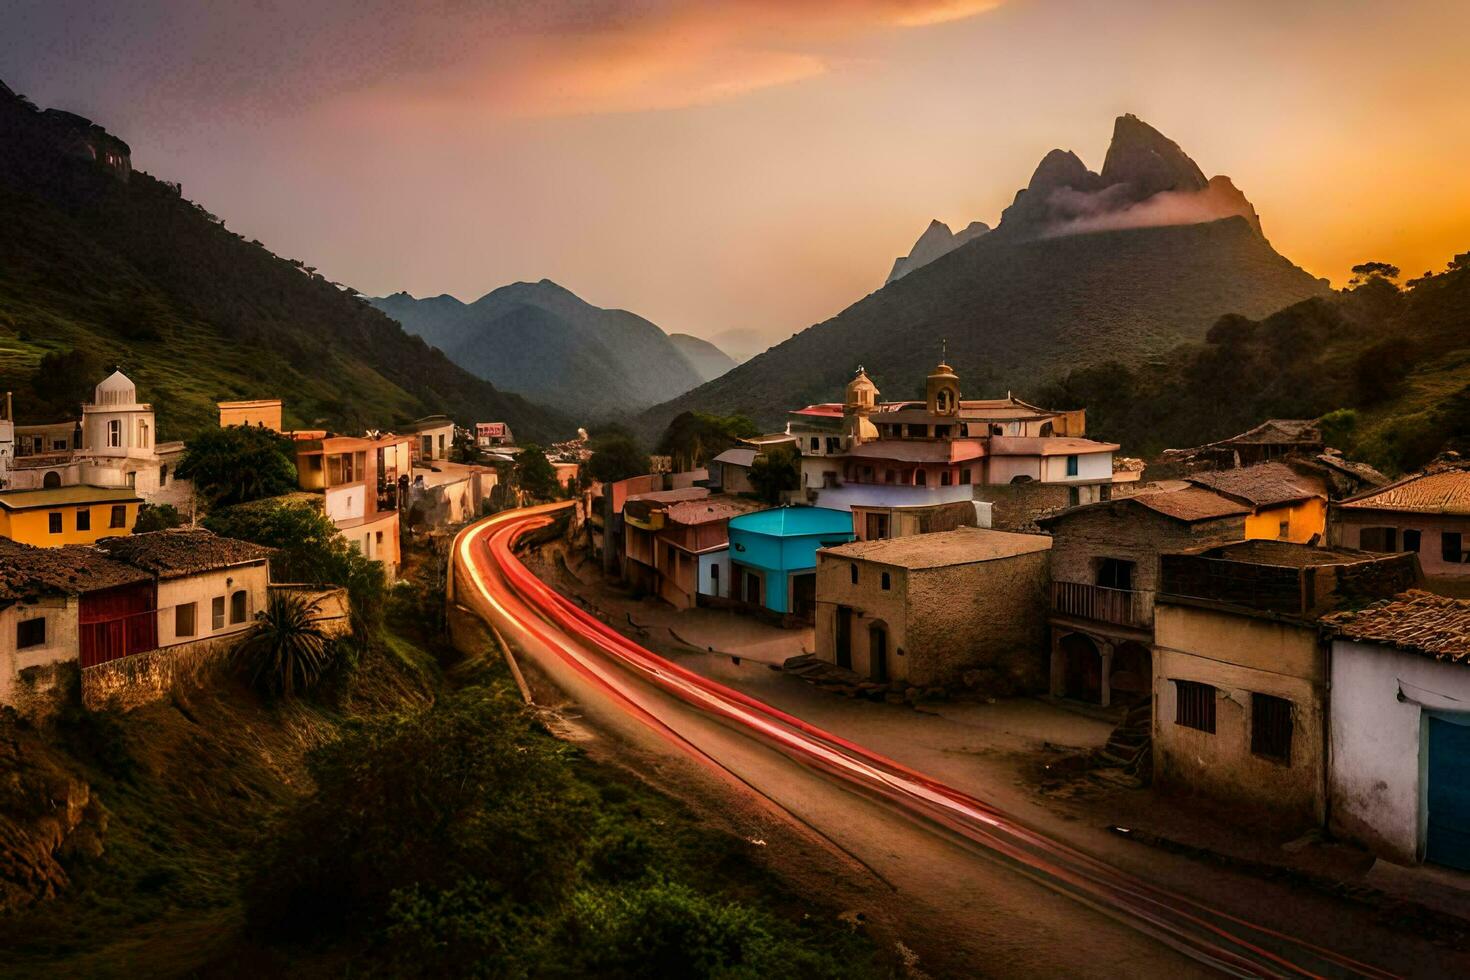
[{"x1": 452, "y1": 503, "x2": 1403, "y2": 979}]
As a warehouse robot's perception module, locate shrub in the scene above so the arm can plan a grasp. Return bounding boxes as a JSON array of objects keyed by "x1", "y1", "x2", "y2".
[
  {"x1": 132, "y1": 503, "x2": 185, "y2": 533},
  {"x1": 177, "y1": 425, "x2": 298, "y2": 506},
  {"x1": 235, "y1": 590, "x2": 335, "y2": 697}
]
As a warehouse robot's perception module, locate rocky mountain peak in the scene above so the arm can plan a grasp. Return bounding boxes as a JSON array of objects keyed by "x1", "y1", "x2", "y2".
[
  {"x1": 886, "y1": 218, "x2": 991, "y2": 284},
  {"x1": 1100, "y1": 113, "x2": 1208, "y2": 198}
]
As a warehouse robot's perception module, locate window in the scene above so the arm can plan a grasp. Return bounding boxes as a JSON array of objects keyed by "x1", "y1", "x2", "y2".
[
  {"x1": 107, "y1": 419, "x2": 122, "y2": 447},
  {"x1": 906, "y1": 424, "x2": 926, "y2": 438},
  {"x1": 75, "y1": 509, "x2": 91, "y2": 531},
  {"x1": 138, "y1": 419, "x2": 149, "y2": 447},
  {"x1": 810, "y1": 437, "x2": 820, "y2": 452},
  {"x1": 1360, "y1": 526, "x2": 1398, "y2": 552},
  {"x1": 1278, "y1": 519, "x2": 1290, "y2": 539},
  {"x1": 1065, "y1": 454, "x2": 1079, "y2": 477},
  {"x1": 826, "y1": 437, "x2": 840, "y2": 454},
  {"x1": 940, "y1": 471, "x2": 952, "y2": 486},
  {"x1": 376, "y1": 531, "x2": 384, "y2": 552},
  {"x1": 1404, "y1": 529, "x2": 1421, "y2": 553},
  {"x1": 176, "y1": 602, "x2": 197, "y2": 638},
  {"x1": 421, "y1": 435, "x2": 433, "y2": 458},
  {"x1": 1443, "y1": 531, "x2": 1466, "y2": 564},
  {"x1": 48, "y1": 512, "x2": 62, "y2": 534},
  {"x1": 710, "y1": 564, "x2": 719, "y2": 589},
  {"x1": 1174, "y1": 680, "x2": 1216, "y2": 733},
  {"x1": 230, "y1": 590, "x2": 248, "y2": 624},
  {"x1": 916, "y1": 470, "x2": 927, "y2": 486},
  {"x1": 42, "y1": 470, "x2": 61, "y2": 489},
  {"x1": 865, "y1": 513, "x2": 889, "y2": 540},
  {"x1": 850, "y1": 563, "x2": 858, "y2": 584},
  {"x1": 881, "y1": 571, "x2": 891, "y2": 591},
  {"x1": 960, "y1": 468, "x2": 971, "y2": 485},
  {"x1": 159, "y1": 464, "x2": 168, "y2": 487},
  {"x1": 16, "y1": 618, "x2": 46, "y2": 649},
  {"x1": 1067, "y1": 486, "x2": 1080, "y2": 508},
  {"x1": 51, "y1": 438, "x2": 67, "y2": 451},
  {"x1": 212, "y1": 596, "x2": 226, "y2": 631},
  {"x1": 1251, "y1": 693, "x2": 1293, "y2": 764},
  {"x1": 1096, "y1": 558, "x2": 1135, "y2": 591},
  {"x1": 110, "y1": 505, "x2": 127, "y2": 528}
]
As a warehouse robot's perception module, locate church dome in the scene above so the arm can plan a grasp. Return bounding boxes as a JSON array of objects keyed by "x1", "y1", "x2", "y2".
[
  {"x1": 845, "y1": 367, "x2": 879, "y2": 413},
  {"x1": 93, "y1": 370, "x2": 138, "y2": 407}
]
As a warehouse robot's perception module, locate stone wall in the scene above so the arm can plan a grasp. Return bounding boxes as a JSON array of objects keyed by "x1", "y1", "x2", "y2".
[
  {"x1": 1047, "y1": 507, "x2": 1245, "y2": 597},
  {"x1": 974, "y1": 482, "x2": 1074, "y2": 532},
  {"x1": 80, "y1": 635, "x2": 237, "y2": 712}
]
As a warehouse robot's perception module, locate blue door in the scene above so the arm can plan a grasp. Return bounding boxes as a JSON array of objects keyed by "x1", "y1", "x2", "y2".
[{"x1": 1427, "y1": 715, "x2": 1470, "y2": 871}]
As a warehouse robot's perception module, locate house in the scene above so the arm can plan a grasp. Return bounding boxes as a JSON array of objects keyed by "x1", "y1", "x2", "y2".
[
  {"x1": 294, "y1": 432, "x2": 410, "y2": 575},
  {"x1": 710, "y1": 447, "x2": 758, "y2": 495},
  {"x1": 1156, "y1": 418, "x2": 1385, "y2": 499},
  {"x1": 1330, "y1": 461, "x2": 1470, "y2": 597},
  {"x1": 793, "y1": 363, "x2": 1128, "y2": 528},
  {"x1": 475, "y1": 422, "x2": 514, "y2": 448},
  {"x1": 1183, "y1": 461, "x2": 1329, "y2": 544},
  {"x1": 10, "y1": 371, "x2": 189, "y2": 507},
  {"x1": 622, "y1": 489, "x2": 763, "y2": 609},
  {"x1": 1037, "y1": 485, "x2": 1250, "y2": 706},
  {"x1": 850, "y1": 499, "x2": 989, "y2": 541},
  {"x1": 0, "y1": 485, "x2": 142, "y2": 546},
  {"x1": 1322, "y1": 592, "x2": 1470, "y2": 870},
  {"x1": 726, "y1": 507, "x2": 855, "y2": 622},
  {"x1": 551, "y1": 460, "x2": 580, "y2": 489},
  {"x1": 1151, "y1": 541, "x2": 1420, "y2": 826},
  {"x1": 814, "y1": 528, "x2": 1051, "y2": 689},
  {"x1": 402, "y1": 415, "x2": 456, "y2": 464},
  {"x1": 217, "y1": 398, "x2": 283, "y2": 431}
]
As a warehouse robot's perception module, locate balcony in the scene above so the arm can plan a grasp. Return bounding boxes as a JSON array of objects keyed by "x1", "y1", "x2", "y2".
[{"x1": 1051, "y1": 581, "x2": 1153, "y2": 629}]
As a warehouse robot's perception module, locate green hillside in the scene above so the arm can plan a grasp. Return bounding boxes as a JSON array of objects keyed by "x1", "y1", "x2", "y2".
[
  {"x1": 0, "y1": 83, "x2": 571, "y2": 442},
  {"x1": 1037, "y1": 259, "x2": 1470, "y2": 474}
]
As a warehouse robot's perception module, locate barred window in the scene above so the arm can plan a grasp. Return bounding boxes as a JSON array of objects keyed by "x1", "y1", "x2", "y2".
[
  {"x1": 1251, "y1": 693, "x2": 1293, "y2": 764},
  {"x1": 1174, "y1": 680, "x2": 1216, "y2": 733}
]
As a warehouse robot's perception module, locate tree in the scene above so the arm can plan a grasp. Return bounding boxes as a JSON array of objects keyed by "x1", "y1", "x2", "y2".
[
  {"x1": 656, "y1": 412, "x2": 759, "y2": 471},
  {"x1": 27, "y1": 348, "x2": 104, "y2": 420},
  {"x1": 1348, "y1": 261, "x2": 1400, "y2": 288},
  {"x1": 514, "y1": 444, "x2": 559, "y2": 501},
  {"x1": 133, "y1": 503, "x2": 185, "y2": 533},
  {"x1": 236, "y1": 590, "x2": 335, "y2": 697},
  {"x1": 747, "y1": 445, "x2": 799, "y2": 504},
  {"x1": 450, "y1": 429, "x2": 483, "y2": 465},
  {"x1": 177, "y1": 425, "x2": 298, "y2": 507},
  {"x1": 587, "y1": 432, "x2": 647, "y2": 484}
]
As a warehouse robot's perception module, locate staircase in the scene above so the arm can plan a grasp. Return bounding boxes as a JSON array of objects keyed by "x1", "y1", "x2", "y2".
[{"x1": 1095, "y1": 698, "x2": 1153, "y2": 783}]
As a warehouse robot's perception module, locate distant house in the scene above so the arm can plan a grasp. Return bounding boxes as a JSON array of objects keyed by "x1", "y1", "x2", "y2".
[
  {"x1": 726, "y1": 507, "x2": 855, "y2": 622},
  {"x1": 814, "y1": 528, "x2": 1051, "y2": 689},
  {"x1": 622, "y1": 490, "x2": 763, "y2": 609},
  {"x1": 1323, "y1": 592, "x2": 1470, "y2": 870},
  {"x1": 1331, "y1": 462, "x2": 1470, "y2": 597},
  {"x1": 217, "y1": 398, "x2": 283, "y2": 431},
  {"x1": 1037, "y1": 485, "x2": 1249, "y2": 706},
  {"x1": 294, "y1": 433, "x2": 410, "y2": 576},
  {"x1": 475, "y1": 422, "x2": 514, "y2": 448},
  {"x1": 850, "y1": 499, "x2": 988, "y2": 541},
  {"x1": 1152, "y1": 541, "x2": 1420, "y2": 826},
  {"x1": 1183, "y1": 461, "x2": 1328, "y2": 544},
  {"x1": 402, "y1": 415, "x2": 456, "y2": 465},
  {"x1": 1157, "y1": 418, "x2": 1385, "y2": 499},
  {"x1": 0, "y1": 485, "x2": 142, "y2": 546},
  {"x1": 710, "y1": 447, "x2": 758, "y2": 496}
]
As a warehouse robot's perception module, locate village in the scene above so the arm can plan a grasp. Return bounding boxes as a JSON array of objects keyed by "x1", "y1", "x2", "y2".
[{"x1": 2, "y1": 353, "x2": 1468, "y2": 927}]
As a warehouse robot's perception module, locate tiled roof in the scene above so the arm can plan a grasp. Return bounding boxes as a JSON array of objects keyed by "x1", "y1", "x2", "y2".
[
  {"x1": 1337, "y1": 465, "x2": 1470, "y2": 516},
  {"x1": 1323, "y1": 591, "x2": 1470, "y2": 666},
  {"x1": 0, "y1": 539, "x2": 151, "y2": 606},
  {"x1": 94, "y1": 530, "x2": 274, "y2": 579},
  {"x1": 1185, "y1": 462, "x2": 1325, "y2": 508},
  {"x1": 1220, "y1": 419, "x2": 1322, "y2": 446},
  {"x1": 627, "y1": 487, "x2": 709, "y2": 505},
  {"x1": 1129, "y1": 487, "x2": 1250, "y2": 522},
  {"x1": 822, "y1": 527, "x2": 1051, "y2": 569},
  {"x1": 0, "y1": 485, "x2": 142, "y2": 510},
  {"x1": 662, "y1": 497, "x2": 765, "y2": 525}
]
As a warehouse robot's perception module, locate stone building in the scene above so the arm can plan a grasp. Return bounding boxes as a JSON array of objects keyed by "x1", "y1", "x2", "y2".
[
  {"x1": 1322, "y1": 592, "x2": 1470, "y2": 870},
  {"x1": 813, "y1": 528, "x2": 1052, "y2": 690},
  {"x1": 1152, "y1": 541, "x2": 1420, "y2": 827},
  {"x1": 850, "y1": 499, "x2": 988, "y2": 541},
  {"x1": 710, "y1": 447, "x2": 758, "y2": 496},
  {"x1": 1330, "y1": 461, "x2": 1470, "y2": 597},
  {"x1": 1037, "y1": 485, "x2": 1249, "y2": 706},
  {"x1": 1182, "y1": 462, "x2": 1328, "y2": 544}
]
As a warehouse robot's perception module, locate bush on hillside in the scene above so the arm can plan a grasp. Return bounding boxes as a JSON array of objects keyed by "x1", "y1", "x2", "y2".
[
  {"x1": 132, "y1": 503, "x2": 185, "y2": 533},
  {"x1": 177, "y1": 425, "x2": 298, "y2": 506}
]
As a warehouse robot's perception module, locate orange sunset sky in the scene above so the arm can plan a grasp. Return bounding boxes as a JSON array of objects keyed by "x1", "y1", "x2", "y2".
[{"x1": 7, "y1": 0, "x2": 1469, "y2": 344}]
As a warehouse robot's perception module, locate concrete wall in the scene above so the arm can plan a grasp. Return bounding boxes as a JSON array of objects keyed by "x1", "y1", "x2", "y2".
[
  {"x1": 325, "y1": 483, "x2": 366, "y2": 523},
  {"x1": 810, "y1": 482, "x2": 973, "y2": 513},
  {"x1": 1246, "y1": 498, "x2": 1326, "y2": 544},
  {"x1": 1332, "y1": 511, "x2": 1470, "y2": 596},
  {"x1": 81, "y1": 634, "x2": 237, "y2": 712},
  {"x1": 0, "y1": 499, "x2": 141, "y2": 546},
  {"x1": 1040, "y1": 451, "x2": 1113, "y2": 484},
  {"x1": 1153, "y1": 603, "x2": 1325, "y2": 824},
  {"x1": 698, "y1": 550, "x2": 729, "y2": 598},
  {"x1": 1329, "y1": 639, "x2": 1470, "y2": 863},
  {"x1": 0, "y1": 597, "x2": 78, "y2": 707},
  {"x1": 1047, "y1": 507, "x2": 1245, "y2": 602},
  {"x1": 156, "y1": 563, "x2": 269, "y2": 648}
]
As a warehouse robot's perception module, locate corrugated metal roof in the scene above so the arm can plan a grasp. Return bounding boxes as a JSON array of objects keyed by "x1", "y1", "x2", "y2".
[
  {"x1": 1323, "y1": 591, "x2": 1470, "y2": 665},
  {"x1": 1338, "y1": 466, "x2": 1470, "y2": 516}
]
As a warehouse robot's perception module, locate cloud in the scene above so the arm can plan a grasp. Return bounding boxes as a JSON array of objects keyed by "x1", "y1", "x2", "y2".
[{"x1": 1040, "y1": 177, "x2": 1263, "y2": 238}]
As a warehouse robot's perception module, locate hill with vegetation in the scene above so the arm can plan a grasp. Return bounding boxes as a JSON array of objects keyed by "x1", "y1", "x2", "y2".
[
  {"x1": 1036, "y1": 258, "x2": 1470, "y2": 474},
  {"x1": 668, "y1": 332, "x2": 736, "y2": 382},
  {"x1": 0, "y1": 81, "x2": 571, "y2": 442},
  {"x1": 371, "y1": 280, "x2": 710, "y2": 417},
  {"x1": 638, "y1": 115, "x2": 1327, "y2": 435}
]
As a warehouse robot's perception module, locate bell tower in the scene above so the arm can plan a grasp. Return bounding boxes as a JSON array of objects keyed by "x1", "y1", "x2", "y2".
[
  {"x1": 926, "y1": 341, "x2": 960, "y2": 417},
  {"x1": 845, "y1": 366, "x2": 878, "y2": 416}
]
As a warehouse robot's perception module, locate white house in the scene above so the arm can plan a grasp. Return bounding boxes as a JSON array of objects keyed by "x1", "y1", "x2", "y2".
[{"x1": 1324, "y1": 592, "x2": 1470, "y2": 871}]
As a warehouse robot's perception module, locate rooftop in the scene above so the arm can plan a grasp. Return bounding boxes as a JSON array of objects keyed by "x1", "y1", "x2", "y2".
[
  {"x1": 987, "y1": 436, "x2": 1119, "y2": 456},
  {"x1": 399, "y1": 415, "x2": 455, "y2": 433},
  {"x1": 729, "y1": 506, "x2": 854, "y2": 537},
  {"x1": 1338, "y1": 464, "x2": 1470, "y2": 516},
  {"x1": 627, "y1": 487, "x2": 710, "y2": 505},
  {"x1": 822, "y1": 527, "x2": 1051, "y2": 569},
  {"x1": 713, "y1": 448, "x2": 758, "y2": 467},
  {"x1": 95, "y1": 530, "x2": 274, "y2": 579},
  {"x1": 1186, "y1": 539, "x2": 1387, "y2": 568},
  {"x1": 0, "y1": 485, "x2": 143, "y2": 510},
  {"x1": 1218, "y1": 419, "x2": 1322, "y2": 446},
  {"x1": 662, "y1": 496, "x2": 766, "y2": 525},
  {"x1": 1185, "y1": 461, "x2": 1325, "y2": 508},
  {"x1": 0, "y1": 539, "x2": 151, "y2": 606},
  {"x1": 1323, "y1": 591, "x2": 1470, "y2": 666}
]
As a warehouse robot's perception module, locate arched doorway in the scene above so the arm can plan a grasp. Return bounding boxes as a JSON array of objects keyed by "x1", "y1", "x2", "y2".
[
  {"x1": 1060, "y1": 632, "x2": 1103, "y2": 703},
  {"x1": 42, "y1": 470, "x2": 61, "y2": 489},
  {"x1": 1110, "y1": 641, "x2": 1153, "y2": 705},
  {"x1": 868, "y1": 621, "x2": 889, "y2": 683}
]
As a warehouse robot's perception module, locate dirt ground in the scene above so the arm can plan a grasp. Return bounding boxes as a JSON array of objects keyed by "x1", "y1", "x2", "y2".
[{"x1": 522, "y1": 540, "x2": 1470, "y2": 975}]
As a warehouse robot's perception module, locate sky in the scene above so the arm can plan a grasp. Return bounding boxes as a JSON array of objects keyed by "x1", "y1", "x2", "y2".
[{"x1": 5, "y1": 0, "x2": 1469, "y2": 347}]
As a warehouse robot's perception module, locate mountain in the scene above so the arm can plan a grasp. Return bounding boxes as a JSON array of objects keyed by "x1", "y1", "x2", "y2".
[
  {"x1": 887, "y1": 219, "x2": 989, "y2": 283},
  {"x1": 668, "y1": 333, "x2": 736, "y2": 383},
  {"x1": 0, "y1": 81, "x2": 571, "y2": 442},
  {"x1": 638, "y1": 114, "x2": 1327, "y2": 435},
  {"x1": 707, "y1": 327, "x2": 771, "y2": 365},
  {"x1": 370, "y1": 281, "x2": 705, "y2": 416}
]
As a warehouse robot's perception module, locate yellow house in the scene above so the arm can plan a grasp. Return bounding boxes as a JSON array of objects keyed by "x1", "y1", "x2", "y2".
[
  {"x1": 0, "y1": 486, "x2": 143, "y2": 547},
  {"x1": 1185, "y1": 462, "x2": 1329, "y2": 545}
]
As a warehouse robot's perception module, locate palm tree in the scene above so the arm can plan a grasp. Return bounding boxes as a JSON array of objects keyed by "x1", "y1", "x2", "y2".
[{"x1": 237, "y1": 590, "x2": 335, "y2": 697}]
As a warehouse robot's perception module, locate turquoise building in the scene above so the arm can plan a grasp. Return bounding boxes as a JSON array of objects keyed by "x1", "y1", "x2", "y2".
[{"x1": 726, "y1": 507, "x2": 855, "y2": 619}]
